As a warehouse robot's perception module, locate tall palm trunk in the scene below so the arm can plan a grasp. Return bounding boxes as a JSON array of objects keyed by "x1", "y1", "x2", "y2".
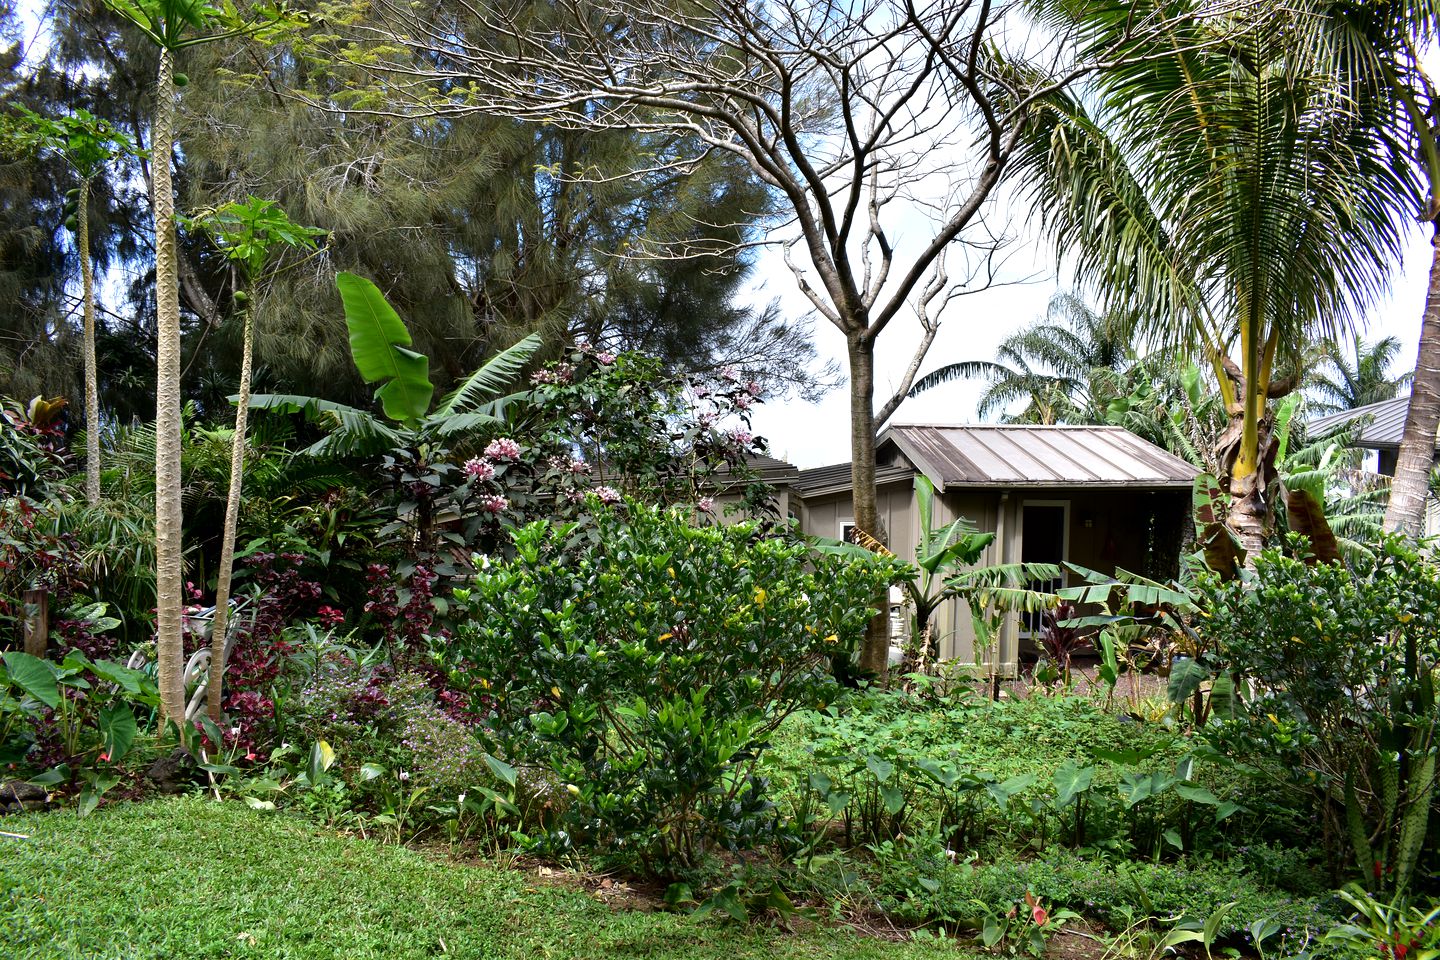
[
  {"x1": 206, "y1": 301, "x2": 254, "y2": 721},
  {"x1": 78, "y1": 176, "x2": 101, "y2": 505},
  {"x1": 1384, "y1": 226, "x2": 1440, "y2": 536},
  {"x1": 151, "y1": 48, "x2": 186, "y2": 720},
  {"x1": 848, "y1": 335, "x2": 890, "y2": 678}
]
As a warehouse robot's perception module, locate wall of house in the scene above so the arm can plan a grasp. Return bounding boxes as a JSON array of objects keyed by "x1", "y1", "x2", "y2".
[
  {"x1": 927, "y1": 487, "x2": 1188, "y2": 673},
  {"x1": 797, "y1": 481, "x2": 919, "y2": 558}
]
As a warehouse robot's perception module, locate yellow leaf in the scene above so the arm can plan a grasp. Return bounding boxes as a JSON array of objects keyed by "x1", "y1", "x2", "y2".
[
  {"x1": 658, "y1": 633, "x2": 673, "y2": 643},
  {"x1": 551, "y1": 686, "x2": 562, "y2": 699},
  {"x1": 754, "y1": 588, "x2": 767, "y2": 607}
]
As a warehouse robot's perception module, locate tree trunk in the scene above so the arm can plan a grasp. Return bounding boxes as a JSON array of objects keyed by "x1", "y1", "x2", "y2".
[
  {"x1": 207, "y1": 303, "x2": 254, "y2": 721},
  {"x1": 152, "y1": 48, "x2": 186, "y2": 721},
  {"x1": 78, "y1": 177, "x2": 101, "y2": 505},
  {"x1": 22, "y1": 589, "x2": 48, "y2": 657},
  {"x1": 1384, "y1": 226, "x2": 1440, "y2": 536},
  {"x1": 848, "y1": 336, "x2": 891, "y2": 679}
]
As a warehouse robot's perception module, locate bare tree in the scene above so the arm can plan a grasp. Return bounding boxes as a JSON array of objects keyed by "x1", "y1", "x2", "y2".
[{"x1": 351, "y1": 0, "x2": 1230, "y2": 672}]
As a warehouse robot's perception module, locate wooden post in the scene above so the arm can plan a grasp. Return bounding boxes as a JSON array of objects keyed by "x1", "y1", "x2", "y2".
[{"x1": 22, "y1": 589, "x2": 48, "y2": 657}]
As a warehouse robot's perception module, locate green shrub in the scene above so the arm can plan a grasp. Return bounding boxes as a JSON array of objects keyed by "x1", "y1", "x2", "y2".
[
  {"x1": 1196, "y1": 538, "x2": 1440, "y2": 893},
  {"x1": 445, "y1": 503, "x2": 902, "y2": 875}
]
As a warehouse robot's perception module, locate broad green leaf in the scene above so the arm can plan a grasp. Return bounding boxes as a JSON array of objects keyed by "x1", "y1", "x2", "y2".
[
  {"x1": 1053, "y1": 760, "x2": 1095, "y2": 807},
  {"x1": 2, "y1": 652, "x2": 60, "y2": 708},
  {"x1": 1167, "y1": 658, "x2": 1209, "y2": 704},
  {"x1": 483, "y1": 753, "x2": 518, "y2": 787},
  {"x1": 336, "y1": 272, "x2": 434, "y2": 422},
  {"x1": 97, "y1": 704, "x2": 137, "y2": 761}
]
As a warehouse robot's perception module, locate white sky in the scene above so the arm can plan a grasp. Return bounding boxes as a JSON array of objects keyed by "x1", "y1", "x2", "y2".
[{"x1": 745, "y1": 197, "x2": 1437, "y2": 470}]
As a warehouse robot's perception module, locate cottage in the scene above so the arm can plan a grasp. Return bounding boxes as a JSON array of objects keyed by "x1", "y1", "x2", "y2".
[
  {"x1": 792, "y1": 424, "x2": 1198, "y2": 674},
  {"x1": 1308, "y1": 396, "x2": 1440, "y2": 536}
]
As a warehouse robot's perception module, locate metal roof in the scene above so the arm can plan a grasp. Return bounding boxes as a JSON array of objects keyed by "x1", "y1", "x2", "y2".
[
  {"x1": 882, "y1": 424, "x2": 1199, "y2": 490},
  {"x1": 794, "y1": 461, "x2": 917, "y2": 496},
  {"x1": 1308, "y1": 396, "x2": 1428, "y2": 451}
]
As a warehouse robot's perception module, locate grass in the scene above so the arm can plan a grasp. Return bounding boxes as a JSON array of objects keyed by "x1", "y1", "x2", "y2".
[{"x1": 0, "y1": 796, "x2": 968, "y2": 960}]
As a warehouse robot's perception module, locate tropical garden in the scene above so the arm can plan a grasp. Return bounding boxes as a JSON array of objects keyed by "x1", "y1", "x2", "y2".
[{"x1": 3, "y1": 0, "x2": 1440, "y2": 958}]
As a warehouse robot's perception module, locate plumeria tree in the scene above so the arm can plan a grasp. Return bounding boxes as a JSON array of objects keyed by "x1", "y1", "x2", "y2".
[
  {"x1": 195, "y1": 196, "x2": 324, "y2": 720},
  {"x1": 10, "y1": 107, "x2": 134, "y2": 504}
]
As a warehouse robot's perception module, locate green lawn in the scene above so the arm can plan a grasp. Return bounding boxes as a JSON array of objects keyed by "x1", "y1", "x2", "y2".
[{"x1": 0, "y1": 797, "x2": 965, "y2": 959}]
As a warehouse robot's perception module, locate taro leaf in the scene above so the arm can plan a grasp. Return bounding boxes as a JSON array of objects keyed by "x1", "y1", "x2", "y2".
[
  {"x1": 97, "y1": 703, "x2": 137, "y2": 761},
  {"x1": 879, "y1": 782, "x2": 906, "y2": 815},
  {"x1": 244, "y1": 797, "x2": 278, "y2": 812},
  {"x1": 825, "y1": 790, "x2": 852, "y2": 816},
  {"x1": 1283, "y1": 481, "x2": 1340, "y2": 564},
  {"x1": 1163, "y1": 828, "x2": 1184, "y2": 851},
  {"x1": 336, "y1": 272, "x2": 434, "y2": 423},
  {"x1": 360, "y1": 762, "x2": 387, "y2": 782},
  {"x1": 986, "y1": 773, "x2": 1036, "y2": 812},
  {"x1": 1216, "y1": 801, "x2": 1244, "y2": 822},
  {"x1": 1167, "y1": 657, "x2": 1209, "y2": 704},
  {"x1": 78, "y1": 772, "x2": 119, "y2": 817},
  {"x1": 1120, "y1": 771, "x2": 1154, "y2": 808},
  {"x1": 1053, "y1": 761, "x2": 1095, "y2": 808},
  {"x1": 1174, "y1": 783, "x2": 1219, "y2": 805},
  {"x1": 2, "y1": 652, "x2": 60, "y2": 708},
  {"x1": 1192, "y1": 473, "x2": 1245, "y2": 579},
  {"x1": 865, "y1": 756, "x2": 895, "y2": 782}
]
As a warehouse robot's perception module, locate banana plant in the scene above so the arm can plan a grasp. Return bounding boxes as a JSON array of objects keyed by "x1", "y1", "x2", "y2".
[
  {"x1": 10, "y1": 107, "x2": 135, "y2": 504},
  {"x1": 250, "y1": 274, "x2": 540, "y2": 554},
  {"x1": 195, "y1": 197, "x2": 324, "y2": 721},
  {"x1": 816, "y1": 474, "x2": 1059, "y2": 678},
  {"x1": 101, "y1": 0, "x2": 306, "y2": 719},
  {"x1": 250, "y1": 273, "x2": 542, "y2": 457}
]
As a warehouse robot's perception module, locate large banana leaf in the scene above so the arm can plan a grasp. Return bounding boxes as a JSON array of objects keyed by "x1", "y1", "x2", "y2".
[
  {"x1": 433, "y1": 333, "x2": 542, "y2": 417},
  {"x1": 336, "y1": 273, "x2": 434, "y2": 424},
  {"x1": 247, "y1": 394, "x2": 407, "y2": 458}
]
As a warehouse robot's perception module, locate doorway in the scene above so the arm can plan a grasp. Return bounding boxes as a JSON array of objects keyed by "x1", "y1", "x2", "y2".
[{"x1": 1021, "y1": 501, "x2": 1068, "y2": 631}]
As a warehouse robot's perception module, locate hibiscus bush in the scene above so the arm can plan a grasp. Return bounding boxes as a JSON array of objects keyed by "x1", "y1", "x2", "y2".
[{"x1": 444, "y1": 502, "x2": 904, "y2": 875}]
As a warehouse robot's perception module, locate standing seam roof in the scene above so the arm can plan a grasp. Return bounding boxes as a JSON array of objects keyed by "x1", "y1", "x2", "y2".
[{"x1": 882, "y1": 424, "x2": 1198, "y2": 488}]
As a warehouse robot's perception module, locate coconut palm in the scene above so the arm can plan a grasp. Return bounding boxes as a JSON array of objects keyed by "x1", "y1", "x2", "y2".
[
  {"x1": 11, "y1": 108, "x2": 133, "y2": 504},
  {"x1": 1308, "y1": 335, "x2": 1414, "y2": 416},
  {"x1": 910, "y1": 293, "x2": 1135, "y2": 424},
  {"x1": 1011, "y1": 0, "x2": 1416, "y2": 558},
  {"x1": 1310, "y1": 0, "x2": 1440, "y2": 534}
]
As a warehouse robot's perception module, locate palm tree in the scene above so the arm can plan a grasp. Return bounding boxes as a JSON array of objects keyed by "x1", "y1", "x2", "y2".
[
  {"x1": 101, "y1": 0, "x2": 299, "y2": 719},
  {"x1": 910, "y1": 293, "x2": 1134, "y2": 424},
  {"x1": 1308, "y1": 335, "x2": 1414, "y2": 416},
  {"x1": 12, "y1": 108, "x2": 133, "y2": 504},
  {"x1": 197, "y1": 197, "x2": 324, "y2": 721},
  {"x1": 1312, "y1": 1, "x2": 1440, "y2": 534},
  {"x1": 1011, "y1": 0, "x2": 1415, "y2": 558}
]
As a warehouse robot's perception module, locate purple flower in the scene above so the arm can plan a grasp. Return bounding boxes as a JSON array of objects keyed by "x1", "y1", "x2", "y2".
[
  {"x1": 698, "y1": 496, "x2": 716, "y2": 514},
  {"x1": 746, "y1": 381, "x2": 762, "y2": 397},
  {"x1": 463, "y1": 457, "x2": 496, "y2": 481},
  {"x1": 568, "y1": 457, "x2": 590, "y2": 474},
  {"x1": 596, "y1": 351, "x2": 616, "y2": 365},
  {"x1": 721, "y1": 365, "x2": 740, "y2": 382},
  {"x1": 734, "y1": 394, "x2": 753, "y2": 410},
  {"x1": 478, "y1": 494, "x2": 508, "y2": 514},
  {"x1": 575, "y1": 339, "x2": 592, "y2": 353},
  {"x1": 484, "y1": 438, "x2": 521, "y2": 461},
  {"x1": 593, "y1": 485, "x2": 621, "y2": 505},
  {"x1": 727, "y1": 428, "x2": 753, "y2": 446}
]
